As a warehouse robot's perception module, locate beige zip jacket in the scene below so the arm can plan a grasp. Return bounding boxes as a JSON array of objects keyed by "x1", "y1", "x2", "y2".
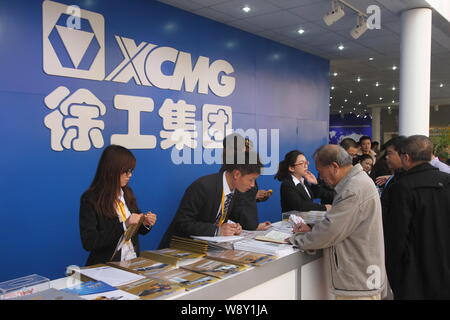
[{"x1": 290, "y1": 164, "x2": 386, "y2": 297}]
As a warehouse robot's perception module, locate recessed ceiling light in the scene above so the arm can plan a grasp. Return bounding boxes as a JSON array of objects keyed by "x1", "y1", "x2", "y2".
[
  {"x1": 353, "y1": 108, "x2": 356, "y2": 111},
  {"x1": 357, "y1": 77, "x2": 361, "y2": 82},
  {"x1": 338, "y1": 44, "x2": 345, "y2": 50},
  {"x1": 349, "y1": 90, "x2": 353, "y2": 94},
  {"x1": 440, "y1": 83, "x2": 444, "y2": 88},
  {"x1": 392, "y1": 86, "x2": 396, "y2": 91},
  {"x1": 365, "y1": 94, "x2": 369, "y2": 97},
  {"x1": 392, "y1": 65, "x2": 397, "y2": 70},
  {"x1": 344, "y1": 99, "x2": 348, "y2": 102},
  {"x1": 358, "y1": 102, "x2": 362, "y2": 105},
  {"x1": 369, "y1": 57, "x2": 374, "y2": 61},
  {"x1": 298, "y1": 28, "x2": 305, "y2": 34},
  {"x1": 379, "y1": 97, "x2": 383, "y2": 100},
  {"x1": 330, "y1": 96, "x2": 333, "y2": 99},
  {"x1": 242, "y1": 6, "x2": 251, "y2": 13},
  {"x1": 375, "y1": 82, "x2": 379, "y2": 87},
  {"x1": 392, "y1": 100, "x2": 395, "y2": 103},
  {"x1": 331, "y1": 86, "x2": 335, "y2": 90},
  {"x1": 333, "y1": 72, "x2": 338, "y2": 76}
]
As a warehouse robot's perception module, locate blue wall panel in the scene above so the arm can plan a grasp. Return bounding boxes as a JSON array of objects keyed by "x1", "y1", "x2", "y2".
[{"x1": 0, "y1": 0, "x2": 329, "y2": 281}]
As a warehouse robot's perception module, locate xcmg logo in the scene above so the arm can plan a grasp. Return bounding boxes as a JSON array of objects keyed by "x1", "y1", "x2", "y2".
[{"x1": 42, "y1": 0, "x2": 236, "y2": 97}]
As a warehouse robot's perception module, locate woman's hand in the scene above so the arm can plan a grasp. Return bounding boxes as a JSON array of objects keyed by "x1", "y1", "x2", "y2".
[
  {"x1": 304, "y1": 171, "x2": 318, "y2": 185},
  {"x1": 143, "y1": 212, "x2": 157, "y2": 227},
  {"x1": 125, "y1": 213, "x2": 143, "y2": 228}
]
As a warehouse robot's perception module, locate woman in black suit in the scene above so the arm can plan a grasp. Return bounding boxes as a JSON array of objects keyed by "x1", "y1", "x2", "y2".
[
  {"x1": 275, "y1": 150, "x2": 332, "y2": 213},
  {"x1": 79, "y1": 145, "x2": 157, "y2": 266}
]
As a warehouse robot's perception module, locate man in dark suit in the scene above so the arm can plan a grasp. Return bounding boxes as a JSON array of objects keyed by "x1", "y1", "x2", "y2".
[
  {"x1": 384, "y1": 135, "x2": 450, "y2": 299},
  {"x1": 159, "y1": 150, "x2": 262, "y2": 248}
]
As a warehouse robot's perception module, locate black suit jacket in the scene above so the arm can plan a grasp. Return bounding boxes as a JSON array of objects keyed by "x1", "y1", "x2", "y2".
[
  {"x1": 159, "y1": 172, "x2": 243, "y2": 248},
  {"x1": 280, "y1": 178, "x2": 327, "y2": 213},
  {"x1": 79, "y1": 190, "x2": 151, "y2": 266}
]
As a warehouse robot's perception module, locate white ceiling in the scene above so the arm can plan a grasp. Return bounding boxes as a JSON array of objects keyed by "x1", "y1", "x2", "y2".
[{"x1": 158, "y1": 0, "x2": 450, "y2": 116}]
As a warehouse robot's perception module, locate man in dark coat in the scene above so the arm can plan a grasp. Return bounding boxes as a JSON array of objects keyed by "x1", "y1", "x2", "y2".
[{"x1": 384, "y1": 135, "x2": 450, "y2": 299}]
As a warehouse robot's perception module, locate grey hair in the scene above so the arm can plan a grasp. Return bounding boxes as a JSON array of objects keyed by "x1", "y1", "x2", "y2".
[
  {"x1": 401, "y1": 135, "x2": 433, "y2": 162},
  {"x1": 313, "y1": 144, "x2": 353, "y2": 167}
]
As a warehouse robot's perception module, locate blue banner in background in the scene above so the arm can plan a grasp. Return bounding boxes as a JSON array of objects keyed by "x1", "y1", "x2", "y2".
[
  {"x1": 0, "y1": 0, "x2": 329, "y2": 281},
  {"x1": 329, "y1": 114, "x2": 372, "y2": 144}
]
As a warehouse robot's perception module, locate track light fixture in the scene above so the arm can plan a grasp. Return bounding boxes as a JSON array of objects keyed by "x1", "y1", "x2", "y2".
[
  {"x1": 325, "y1": 0, "x2": 372, "y2": 39},
  {"x1": 323, "y1": 0, "x2": 345, "y2": 26},
  {"x1": 351, "y1": 14, "x2": 368, "y2": 39}
]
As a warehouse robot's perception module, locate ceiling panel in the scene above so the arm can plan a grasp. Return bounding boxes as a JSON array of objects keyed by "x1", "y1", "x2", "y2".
[
  {"x1": 157, "y1": 0, "x2": 450, "y2": 114},
  {"x1": 242, "y1": 10, "x2": 307, "y2": 29},
  {"x1": 209, "y1": 0, "x2": 280, "y2": 19},
  {"x1": 192, "y1": 7, "x2": 235, "y2": 23},
  {"x1": 266, "y1": 0, "x2": 328, "y2": 10},
  {"x1": 289, "y1": 2, "x2": 336, "y2": 22}
]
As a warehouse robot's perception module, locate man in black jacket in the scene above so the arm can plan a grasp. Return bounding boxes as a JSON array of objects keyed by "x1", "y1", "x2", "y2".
[
  {"x1": 159, "y1": 150, "x2": 262, "y2": 248},
  {"x1": 384, "y1": 135, "x2": 450, "y2": 299}
]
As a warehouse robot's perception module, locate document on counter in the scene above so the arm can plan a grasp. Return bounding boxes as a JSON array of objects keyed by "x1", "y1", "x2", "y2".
[
  {"x1": 79, "y1": 266, "x2": 145, "y2": 287},
  {"x1": 233, "y1": 238, "x2": 296, "y2": 257},
  {"x1": 254, "y1": 230, "x2": 291, "y2": 244},
  {"x1": 192, "y1": 235, "x2": 244, "y2": 243},
  {"x1": 270, "y1": 221, "x2": 293, "y2": 234}
]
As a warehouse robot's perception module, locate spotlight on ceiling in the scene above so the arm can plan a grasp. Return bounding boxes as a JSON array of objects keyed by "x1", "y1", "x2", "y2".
[
  {"x1": 350, "y1": 15, "x2": 368, "y2": 39},
  {"x1": 323, "y1": 0, "x2": 345, "y2": 26},
  {"x1": 242, "y1": 6, "x2": 251, "y2": 13}
]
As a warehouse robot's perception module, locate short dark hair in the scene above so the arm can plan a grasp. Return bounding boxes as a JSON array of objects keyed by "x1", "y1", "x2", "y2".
[
  {"x1": 340, "y1": 138, "x2": 358, "y2": 150},
  {"x1": 382, "y1": 136, "x2": 407, "y2": 153},
  {"x1": 400, "y1": 135, "x2": 433, "y2": 162},
  {"x1": 222, "y1": 150, "x2": 263, "y2": 175},
  {"x1": 359, "y1": 135, "x2": 372, "y2": 144}
]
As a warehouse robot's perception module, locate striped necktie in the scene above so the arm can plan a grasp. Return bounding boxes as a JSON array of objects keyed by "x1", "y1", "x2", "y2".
[{"x1": 216, "y1": 193, "x2": 233, "y2": 226}]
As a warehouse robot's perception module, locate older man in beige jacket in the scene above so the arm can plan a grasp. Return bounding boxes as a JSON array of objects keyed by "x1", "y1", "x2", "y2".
[{"x1": 289, "y1": 144, "x2": 386, "y2": 300}]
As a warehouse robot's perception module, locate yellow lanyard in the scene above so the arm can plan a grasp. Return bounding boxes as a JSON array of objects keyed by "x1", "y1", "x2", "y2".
[
  {"x1": 116, "y1": 200, "x2": 133, "y2": 247},
  {"x1": 116, "y1": 200, "x2": 127, "y2": 223}
]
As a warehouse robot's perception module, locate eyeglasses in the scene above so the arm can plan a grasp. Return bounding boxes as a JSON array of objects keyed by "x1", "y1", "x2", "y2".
[
  {"x1": 294, "y1": 161, "x2": 309, "y2": 167},
  {"x1": 122, "y1": 169, "x2": 134, "y2": 175}
]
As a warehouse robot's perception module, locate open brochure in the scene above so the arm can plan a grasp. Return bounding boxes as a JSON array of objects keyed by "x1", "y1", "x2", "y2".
[
  {"x1": 181, "y1": 258, "x2": 249, "y2": 279},
  {"x1": 111, "y1": 215, "x2": 145, "y2": 260},
  {"x1": 254, "y1": 230, "x2": 291, "y2": 244}
]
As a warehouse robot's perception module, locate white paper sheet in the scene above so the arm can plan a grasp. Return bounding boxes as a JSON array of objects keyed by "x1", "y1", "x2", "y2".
[
  {"x1": 79, "y1": 266, "x2": 145, "y2": 287},
  {"x1": 191, "y1": 235, "x2": 244, "y2": 243}
]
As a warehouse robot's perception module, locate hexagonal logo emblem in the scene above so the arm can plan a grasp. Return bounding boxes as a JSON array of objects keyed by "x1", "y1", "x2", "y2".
[{"x1": 43, "y1": 0, "x2": 105, "y2": 80}]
